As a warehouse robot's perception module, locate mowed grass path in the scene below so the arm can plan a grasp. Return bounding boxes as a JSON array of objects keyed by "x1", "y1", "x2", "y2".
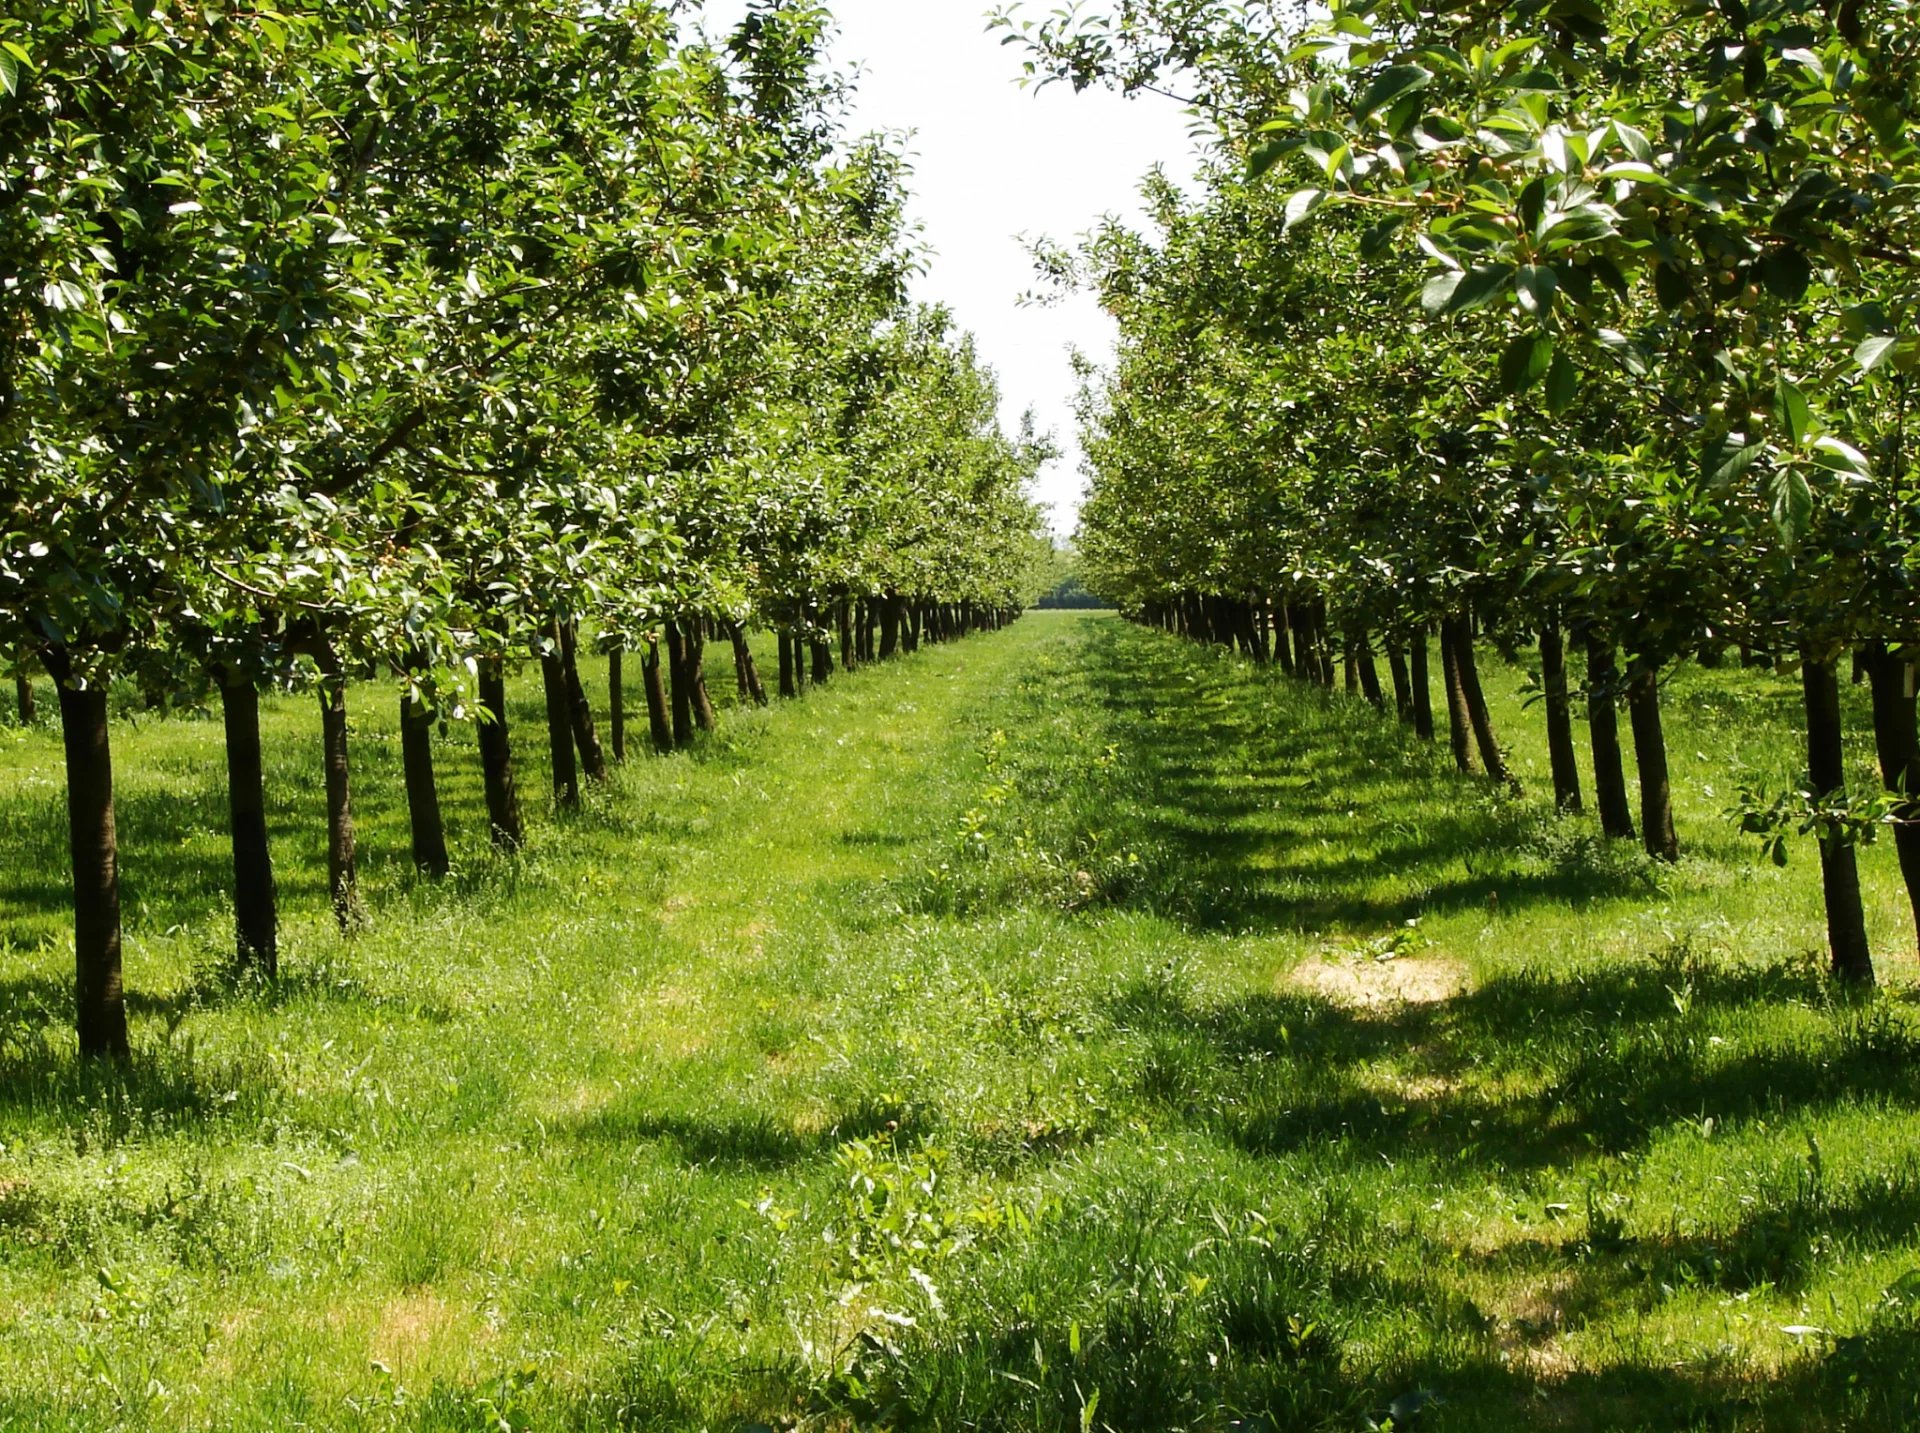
[{"x1": 0, "y1": 611, "x2": 1917, "y2": 1431}]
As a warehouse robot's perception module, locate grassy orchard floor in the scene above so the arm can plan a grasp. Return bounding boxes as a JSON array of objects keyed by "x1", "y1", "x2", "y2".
[{"x1": 0, "y1": 612, "x2": 1917, "y2": 1432}]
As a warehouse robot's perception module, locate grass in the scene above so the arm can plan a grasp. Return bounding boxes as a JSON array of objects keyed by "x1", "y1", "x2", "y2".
[{"x1": 0, "y1": 610, "x2": 1916, "y2": 1431}]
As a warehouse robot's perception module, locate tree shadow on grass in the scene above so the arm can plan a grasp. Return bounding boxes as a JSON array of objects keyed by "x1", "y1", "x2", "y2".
[
  {"x1": 1111, "y1": 954, "x2": 1920, "y2": 1178},
  {"x1": 0, "y1": 1013, "x2": 278, "y2": 1139},
  {"x1": 565, "y1": 1093, "x2": 936, "y2": 1171},
  {"x1": 1070, "y1": 622, "x2": 1663, "y2": 937}
]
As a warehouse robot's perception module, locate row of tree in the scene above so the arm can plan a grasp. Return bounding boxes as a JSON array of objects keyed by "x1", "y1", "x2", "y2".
[
  {"x1": 1001, "y1": 0, "x2": 1920, "y2": 984},
  {"x1": 2, "y1": 1, "x2": 1051, "y2": 1056}
]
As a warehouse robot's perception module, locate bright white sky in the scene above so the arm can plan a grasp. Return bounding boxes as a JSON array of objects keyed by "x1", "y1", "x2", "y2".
[{"x1": 696, "y1": 1, "x2": 1205, "y2": 534}]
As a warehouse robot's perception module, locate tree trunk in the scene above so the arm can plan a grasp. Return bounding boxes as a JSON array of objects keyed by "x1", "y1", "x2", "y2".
[
  {"x1": 687, "y1": 623, "x2": 718, "y2": 732},
  {"x1": 642, "y1": 639, "x2": 674, "y2": 751},
  {"x1": 476, "y1": 656, "x2": 525, "y2": 853},
  {"x1": 219, "y1": 676, "x2": 278, "y2": 974},
  {"x1": 1440, "y1": 620, "x2": 1478, "y2": 775},
  {"x1": 1446, "y1": 615, "x2": 1516, "y2": 790},
  {"x1": 608, "y1": 647, "x2": 626, "y2": 763},
  {"x1": 1804, "y1": 649, "x2": 1874, "y2": 984},
  {"x1": 1866, "y1": 642, "x2": 1920, "y2": 954},
  {"x1": 14, "y1": 671, "x2": 32, "y2": 724},
  {"x1": 560, "y1": 624, "x2": 606, "y2": 783},
  {"x1": 314, "y1": 641, "x2": 365, "y2": 930},
  {"x1": 400, "y1": 690, "x2": 450, "y2": 878},
  {"x1": 664, "y1": 620, "x2": 695, "y2": 748},
  {"x1": 728, "y1": 621, "x2": 768, "y2": 706},
  {"x1": 1356, "y1": 635, "x2": 1385, "y2": 709},
  {"x1": 731, "y1": 625, "x2": 752, "y2": 699},
  {"x1": 810, "y1": 631, "x2": 832, "y2": 686},
  {"x1": 1386, "y1": 642, "x2": 1413, "y2": 724},
  {"x1": 541, "y1": 641, "x2": 580, "y2": 804},
  {"x1": 45, "y1": 650, "x2": 129, "y2": 1058},
  {"x1": 1410, "y1": 629, "x2": 1435, "y2": 740},
  {"x1": 777, "y1": 631, "x2": 798, "y2": 698},
  {"x1": 907, "y1": 601, "x2": 922, "y2": 652},
  {"x1": 1583, "y1": 636, "x2": 1635, "y2": 840},
  {"x1": 1540, "y1": 622, "x2": 1584, "y2": 813},
  {"x1": 839, "y1": 599, "x2": 855, "y2": 671},
  {"x1": 1250, "y1": 599, "x2": 1271, "y2": 665},
  {"x1": 1626, "y1": 653, "x2": 1679, "y2": 861},
  {"x1": 1274, "y1": 603, "x2": 1296, "y2": 678},
  {"x1": 880, "y1": 595, "x2": 901, "y2": 658}
]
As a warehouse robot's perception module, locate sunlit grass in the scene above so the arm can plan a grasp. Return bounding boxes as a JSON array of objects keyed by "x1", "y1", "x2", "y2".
[{"x1": 0, "y1": 613, "x2": 1914, "y2": 1430}]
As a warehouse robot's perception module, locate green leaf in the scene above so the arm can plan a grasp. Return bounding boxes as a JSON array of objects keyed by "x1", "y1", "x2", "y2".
[
  {"x1": 1758, "y1": 249, "x2": 1812, "y2": 302},
  {"x1": 1415, "y1": 114, "x2": 1467, "y2": 148},
  {"x1": 1421, "y1": 271, "x2": 1463, "y2": 313},
  {"x1": 1500, "y1": 332, "x2": 1554, "y2": 393},
  {"x1": 1856, "y1": 335, "x2": 1899, "y2": 373},
  {"x1": 1652, "y1": 262, "x2": 1691, "y2": 311},
  {"x1": 1246, "y1": 138, "x2": 1290, "y2": 182},
  {"x1": 0, "y1": 47, "x2": 16, "y2": 97},
  {"x1": 1359, "y1": 217, "x2": 1404, "y2": 258},
  {"x1": 1767, "y1": 465, "x2": 1813, "y2": 544},
  {"x1": 1704, "y1": 433, "x2": 1761, "y2": 486},
  {"x1": 1544, "y1": 349, "x2": 1578, "y2": 415},
  {"x1": 1283, "y1": 188, "x2": 1327, "y2": 231},
  {"x1": 1774, "y1": 377, "x2": 1815, "y2": 448},
  {"x1": 1612, "y1": 121, "x2": 1654, "y2": 163},
  {"x1": 1356, "y1": 64, "x2": 1432, "y2": 118},
  {"x1": 1516, "y1": 264, "x2": 1557, "y2": 314},
  {"x1": 1809, "y1": 435, "x2": 1871, "y2": 479},
  {"x1": 1445, "y1": 263, "x2": 1513, "y2": 314}
]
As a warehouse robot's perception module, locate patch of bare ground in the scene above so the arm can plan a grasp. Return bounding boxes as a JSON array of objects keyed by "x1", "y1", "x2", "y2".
[
  {"x1": 1286, "y1": 953, "x2": 1469, "y2": 1008},
  {"x1": 370, "y1": 1292, "x2": 493, "y2": 1377}
]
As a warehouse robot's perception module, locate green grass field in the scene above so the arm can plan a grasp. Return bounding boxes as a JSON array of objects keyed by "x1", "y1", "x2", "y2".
[{"x1": 1, "y1": 611, "x2": 1916, "y2": 1431}]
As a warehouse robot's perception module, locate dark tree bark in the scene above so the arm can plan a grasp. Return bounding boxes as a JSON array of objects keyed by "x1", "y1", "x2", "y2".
[
  {"x1": 476, "y1": 656, "x2": 525, "y2": 853},
  {"x1": 1584, "y1": 636, "x2": 1636, "y2": 840},
  {"x1": 731, "y1": 625, "x2": 752, "y2": 699},
  {"x1": 541, "y1": 641, "x2": 580, "y2": 805},
  {"x1": 880, "y1": 594, "x2": 901, "y2": 658},
  {"x1": 1866, "y1": 642, "x2": 1920, "y2": 953},
  {"x1": 839, "y1": 599, "x2": 856, "y2": 671},
  {"x1": 1626, "y1": 653, "x2": 1679, "y2": 861},
  {"x1": 728, "y1": 621, "x2": 768, "y2": 706},
  {"x1": 1440, "y1": 620, "x2": 1478, "y2": 774},
  {"x1": 1386, "y1": 641, "x2": 1413, "y2": 724},
  {"x1": 1356, "y1": 635, "x2": 1385, "y2": 709},
  {"x1": 560, "y1": 624, "x2": 606, "y2": 782},
  {"x1": 400, "y1": 690, "x2": 450, "y2": 878},
  {"x1": 608, "y1": 647, "x2": 626, "y2": 763},
  {"x1": 777, "y1": 631, "x2": 798, "y2": 698},
  {"x1": 642, "y1": 639, "x2": 673, "y2": 751},
  {"x1": 14, "y1": 671, "x2": 32, "y2": 724},
  {"x1": 45, "y1": 649, "x2": 128, "y2": 1058},
  {"x1": 907, "y1": 601, "x2": 922, "y2": 651},
  {"x1": 1540, "y1": 622, "x2": 1584, "y2": 813},
  {"x1": 1409, "y1": 629, "x2": 1435, "y2": 740},
  {"x1": 663, "y1": 620, "x2": 695, "y2": 748},
  {"x1": 314, "y1": 640, "x2": 365, "y2": 930},
  {"x1": 1445, "y1": 615, "x2": 1516, "y2": 790},
  {"x1": 1804, "y1": 650, "x2": 1874, "y2": 984},
  {"x1": 219, "y1": 676, "x2": 278, "y2": 973},
  {"x1": 687, "y1": 622, "x2": 718, "y2": 732},
  {"x1": 1273, "y1": 603, "x2": 1296, "y2": 678},
  {"x1": 810, "y1": 628, "x2": 832, "y2": 685}
]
